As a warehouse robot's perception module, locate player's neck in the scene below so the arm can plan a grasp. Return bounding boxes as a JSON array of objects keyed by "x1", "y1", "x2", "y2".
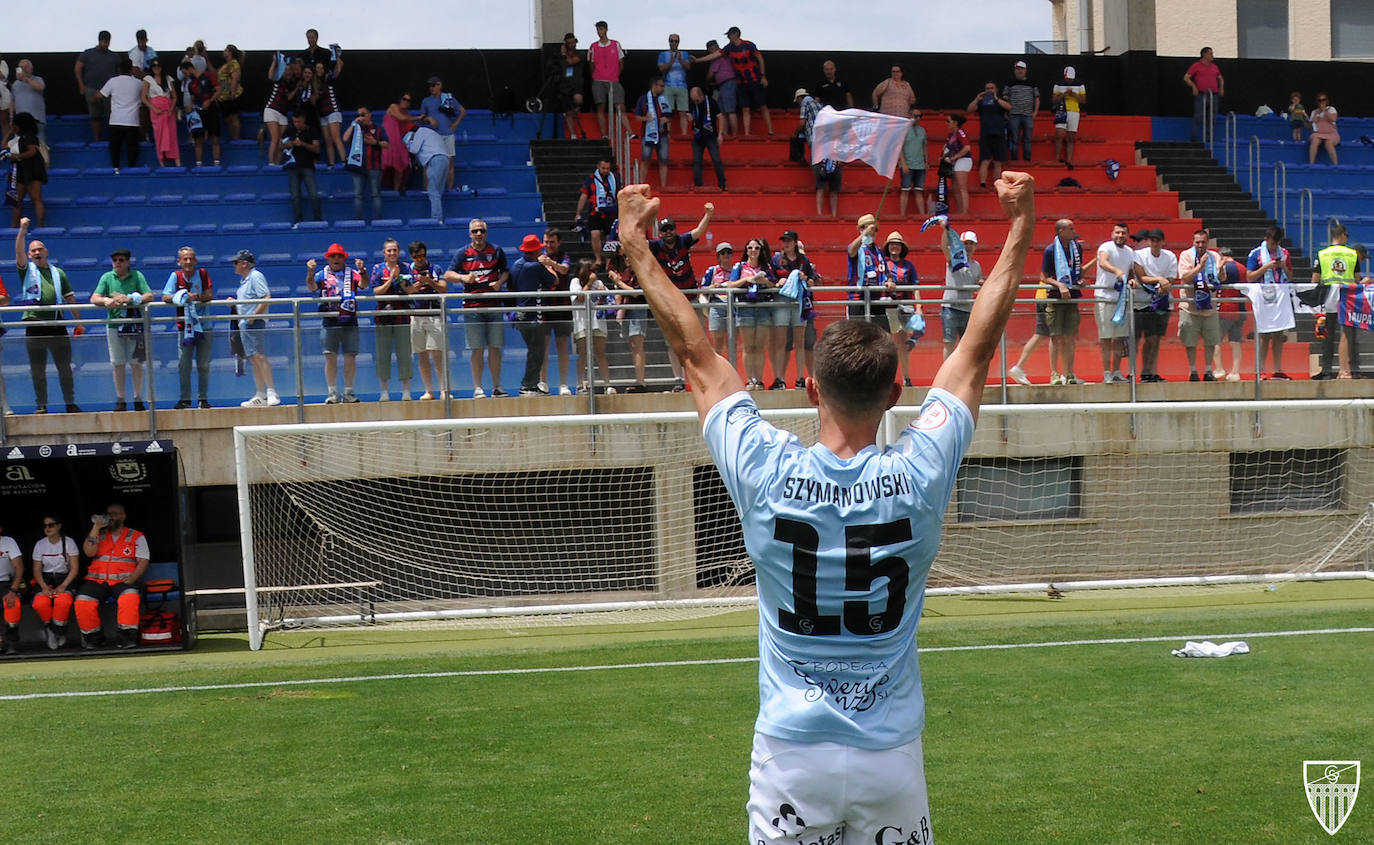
[{"x1": 817, "y1": 411, "x2": 881, "y2": 459}]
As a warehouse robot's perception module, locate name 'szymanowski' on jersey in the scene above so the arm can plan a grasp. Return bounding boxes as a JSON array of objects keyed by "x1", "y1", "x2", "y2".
[{"x1": 703, "y1": 388, "x2": 974, "y2": 751}]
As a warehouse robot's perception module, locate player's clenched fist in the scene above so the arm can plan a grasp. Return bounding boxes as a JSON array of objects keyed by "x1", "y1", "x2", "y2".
[{"x1": 995, "y1": 171, "x2": 1035, "y2": 219}]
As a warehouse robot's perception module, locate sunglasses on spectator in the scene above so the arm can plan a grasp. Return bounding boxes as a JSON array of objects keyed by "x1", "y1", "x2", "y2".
[
  {"x1": 43, "y1": 522, "x2": 59, "y2": 527},
  {"x1": 470, "y1": 229, "x2": 486, "y2": 234},
  {"x1": 401, "y1": 97, "x2": 411, "y2": 103},
  {"x1": 113, "y1": 257, "x2": 130, "y2": 263}
]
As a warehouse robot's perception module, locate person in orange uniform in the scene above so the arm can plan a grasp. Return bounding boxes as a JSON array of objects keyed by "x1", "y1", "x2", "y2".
[{"x1": 75, "y1": 504, "x2": 149, "y2": 649}]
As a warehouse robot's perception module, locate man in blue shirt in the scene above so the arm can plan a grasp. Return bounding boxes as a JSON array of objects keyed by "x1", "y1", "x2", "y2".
[
  {"x1": 418, "y1": 75, "x2": 466, "y2": 191},
  {"x1": 403, "y1": 124, "x2": 450, "y2": 221},
  {"x1": 509, "y1": 234, "x2": 553, "y2": 395},
  {"x1": 621, "y1": 170, "x2": 1035, "y2": 844},
  {"x1": 656, "y1": 35, "x2": 692, "y2": 139}
]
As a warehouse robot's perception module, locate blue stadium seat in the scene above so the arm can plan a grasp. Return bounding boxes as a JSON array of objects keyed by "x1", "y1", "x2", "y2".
[
  {"x1": 371, "y1": 218, "x2": 404, "y2": 229},
  {"x1": 146, "y1": 224, "x2": 180, "y2": 236},
  {"x1": 154, "y1": 167, "x2": 188, "y2": 176},
  {"x1": 227, "y1": 165, "x2": 260, "y2": 175},
  {"x1": 222, "y1": 222, "x2": 256, "y2": 235},
  {"x1": 190, "y1": 165, "x2": 223, "y2": 174},
  {"x1": 475, "y1": 187, "x2": 508, "y2": 197},
  {"x1": 183, "y1": 223, "x2": 219, "y2": 235},
  {"x1": 76, "y1": 195, "x2": 112, "y2": 206},
  {"x1": 63, "y1": 257, "x2": 99, "y2": 270},
  {"x1": 470, "y1": 160, "x2": 503, "y2": 169},
  {"x1": 54, "y1": 141, "x2": 86, "y2": 151},
  {"x1": 223, "y1": 192, "x2": 257, "y2": 202},
  {"x1": 258, "y1": 253, "x2": 293, "y2": 266},
  {"x1": 112, "y1": 194, "x2": 148, "y2": 205},
  {"x1": 107, "y1": 225, "x2": 144, "y2": 236},
  {"x1": 149, "y1": 194, "x2": 186, "y2": 204},
  {"x1": 120, "y1": 166, "x2": 152, "y2": 176},
  {"x1": 334, "y1": 220, "x2": 367, "y2": 230},
  {"x1": 47, "y1": 168, "x2": 81, "y2": 178},
  {"x1": 44, "y1": 197, "x2": 73, "y2": 207},
  {"x1": 407, "y1": 218, "x2": 442, "y2": 228},
  {"x1": 68, "y1": 226, "x2": 105, "y2": 237},
  {"x1": 141, "y1": 255, "x2": 178, "y2": 269},
  {"x1": 257, "y1": 222, "x2": 294, "y2": 233},
  {"x1": 294, "y1": 221, "x2": 331, "y2": 232},
  {"x1": 261, "y1": 192, "x2": 291, "y2": 202},
  {"x1": 187, "y1": 193, "x2": 221, "y2": 204}
]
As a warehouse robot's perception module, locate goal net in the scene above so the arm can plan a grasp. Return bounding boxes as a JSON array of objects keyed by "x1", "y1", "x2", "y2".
[{"x1": 234, "y1": 400, "x2": 1374, "y2": 649}]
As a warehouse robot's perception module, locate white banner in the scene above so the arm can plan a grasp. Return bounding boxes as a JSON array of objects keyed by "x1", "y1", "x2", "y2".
[{"x1": 809, "y1": 107, "x2": 912, "y2": 177}]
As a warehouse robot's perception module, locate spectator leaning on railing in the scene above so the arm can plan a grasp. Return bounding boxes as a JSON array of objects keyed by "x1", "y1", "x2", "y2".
[
  {"x1": 230, "y1": 249, "x2": 280, "y2": 407},
  {"x1": 89, "y1": 247, "x2": 152, "y2": 412},
  {"x1": 162, "y1": 246, "x2": 215, "y2": 409}
]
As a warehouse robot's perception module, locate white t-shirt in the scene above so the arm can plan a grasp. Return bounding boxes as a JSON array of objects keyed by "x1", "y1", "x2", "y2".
[
  {"x1": 32, "y1": 535, "x2": 79, "y2": 575},
  {"x1": 100, "y1": 75, "x2": 146, "y2": 126},
  {"x1": 0, "y1": 536, "x2": 21, "y2": 579},
  {"x1": 1096, "y1": 241, "x2": 1137, "y2": 301},
  {"x1": 1237, "y1": 283, "x2": 1297, "y2": 333},
  {"x1": 570, "y1": 276, "x2": 610, "y2": 336},
  {"x1": 1133, "y1": 247, "x2": 1178, "y2": 309}
]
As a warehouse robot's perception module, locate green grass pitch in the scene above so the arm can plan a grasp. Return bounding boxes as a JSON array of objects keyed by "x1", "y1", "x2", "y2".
[{"x1": 5, "y1": 580, "x2": 1371, "y2": 844}]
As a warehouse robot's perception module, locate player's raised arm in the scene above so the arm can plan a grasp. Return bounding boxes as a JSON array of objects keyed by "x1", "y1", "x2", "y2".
[
  {"x1": 620, "y1": 184, "x2": 743, "y2": 421},
  {"x1": 931, "y1": 171, "x2": 1035, "y2": 423}
]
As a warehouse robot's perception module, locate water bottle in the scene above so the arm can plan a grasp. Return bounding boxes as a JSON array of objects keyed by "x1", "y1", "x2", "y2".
[
  {"x1": 706, "y1": 231, "x2": 713, "y2": 249},
  {"x1": 462, "y1": 130, "x2": 468, "y2": 144}
]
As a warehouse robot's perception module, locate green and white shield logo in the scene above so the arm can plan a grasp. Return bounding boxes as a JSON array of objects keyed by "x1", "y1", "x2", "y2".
[{"x1": 1305, "y1": 761, "x2": 1360, "y2": 835}]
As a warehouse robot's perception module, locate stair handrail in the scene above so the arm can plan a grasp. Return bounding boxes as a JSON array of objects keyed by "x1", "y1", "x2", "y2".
[
  {"x1": 1204, "y1": 91, "x2": 1216, "y2": 151},
  {"x1": 1246, "y1": 135, "x2": 1260, "y2": 195},
  {"x1": 1225, "y1": 112, "x2": 1237, "y2": 176},
  {"x1": 1297, "y1": 188, "x2": 1313, "y2": 255},
  {"x1": 1273, "y1": 160, "x2": 1286, "y2": 232}
]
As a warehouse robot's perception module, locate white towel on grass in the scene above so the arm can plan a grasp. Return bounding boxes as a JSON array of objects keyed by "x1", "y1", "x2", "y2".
[{"x1": 1171, "y1": 640, "x2": 1250, "y2": 658}]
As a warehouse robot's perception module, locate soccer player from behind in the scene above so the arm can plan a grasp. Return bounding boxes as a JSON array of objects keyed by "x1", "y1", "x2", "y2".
[{"x1": 620, "y1": 170, "x2": 1035, "y2": 843}]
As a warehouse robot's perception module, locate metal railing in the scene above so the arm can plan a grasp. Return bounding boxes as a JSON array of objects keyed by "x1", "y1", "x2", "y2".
[
  {"x1": 0, "y1": 281, "x2": 1333, "y2": 445},
  {"x1": 1247, "y1": 135, "x2": 1261, "y2": 195},
  {"x1": 1297, "y1": 188, "x2": 1314, "y2": 256},
  {"x1": 1222, "y1": 112, "x2": 1237, "y2": 176},
  {"x1": 1273, "y1": 160, "x2": 1287, "y2": 232}
]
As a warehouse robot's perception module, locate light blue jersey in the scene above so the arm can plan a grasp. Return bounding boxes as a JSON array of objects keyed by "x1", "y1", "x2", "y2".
[{"x1": 703, "y1": 388, "x2": 974, "y2": 750}]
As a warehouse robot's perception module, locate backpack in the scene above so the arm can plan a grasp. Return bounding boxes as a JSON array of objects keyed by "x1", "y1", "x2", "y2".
[{"x1": 139, "y1": 610, "x2": 183, "y2": 646}]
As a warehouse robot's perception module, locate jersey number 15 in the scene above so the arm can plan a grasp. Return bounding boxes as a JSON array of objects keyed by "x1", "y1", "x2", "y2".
[{"x1": 773, "y1": 517, "x2": 913, "y2": 637}]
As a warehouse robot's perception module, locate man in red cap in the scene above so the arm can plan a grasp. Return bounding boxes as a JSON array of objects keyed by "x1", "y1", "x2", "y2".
[
  {"x1": 509, "y1": 234, "x2": 554, "y2": 395},
  {"x1": 306, "y1": 243, "x2": 365, "y2": 402}
]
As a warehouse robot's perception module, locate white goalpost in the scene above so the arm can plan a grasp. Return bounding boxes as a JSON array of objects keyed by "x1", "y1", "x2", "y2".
[{"x1": 234, "y1": 400, "x2": 1374, "y2": 650}]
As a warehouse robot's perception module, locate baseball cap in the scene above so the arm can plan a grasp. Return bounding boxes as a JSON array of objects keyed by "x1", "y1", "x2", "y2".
[
  {"x1": 960, "y1": 231, "x2": 978, "y2": 244},
  {"x1": 1130, "y1": 229, "x2": 1151, "y2": 241},
  {"x1": 658, "y1": 217, "x2": 676, "y2": 231},
  {"x1": 715, "y1": 241, "x2": 733, "y2": 254},
  {"x1": 1064, "y1": 66, "x2": 1076, "y2": 80},
  {"x1": 231, "y1": 249, "x2": 256, "y2": 264},
  {"x1": 793, "y1": 88, "x2": 809, "y2": 101},
  {"x1": 1147, "y1": 228, "x2": 1166, "y2": 240},
  {"x1": 110, "y1": 247, "x2": 131, "y2": 260},
  {"x1": 726, "y1": 26, "x2": 741, "y2": 36},
  {"x1": 706, "y1": 39, "x2": 719, "y2": 49},
  {"x1": 780, "y1": 230, "x2": 799, "y2": 241},
  {"x1": 1014, "y1": 60, "x2": 1027, "y2": 69},
  {"x1": 325, "y1": 243, "x2": 348, "y2": 257},
  {"x1": 519, "y1": 234, "x2": 544, "y2": 252}
]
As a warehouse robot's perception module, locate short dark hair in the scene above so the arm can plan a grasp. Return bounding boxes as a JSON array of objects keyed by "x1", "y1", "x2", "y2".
[
  {"x1": 136, "y1": 29, "x2": 147, "y2": 40},
  {"x1": 1200, "y1": 46, "x2": 1212, "y2": 57},
  {"x1": 813, "y1": 320, "x2": 898, "y2": 416},
  {"x1": 544, "y1": 227, "x2": 561, "y2": 240},
  {"x1": 307, "y1": 28, "x2": 319, "y2": 37},
  {"x1": 1193, "y1": 228, "x2": 1210, "y2": 238},
  {"x1": 1331, "y1": 222, "x2": 1347, "y2": 239},
  {"x1": 1112, "y1": 222, "x2": 1129, "y2": 231},
  {"x1": 99, "y1": 30, "x2": 112, "y2": 42},
  {"x1": 118, "y1": 57, "x2": 134, "y2": 74},
  {"x1": 947, "y1": 113, "x2": 967, "y2": 125},
  {"x1": 1265, "y1": 224, "x2": 1285, "y2": 242},
  {"x1": 595, "y1": 20, "x2": 608, "y2": 28},
  {"x1": 408, "y1": 240, "x2": 428, "y2": 256}
]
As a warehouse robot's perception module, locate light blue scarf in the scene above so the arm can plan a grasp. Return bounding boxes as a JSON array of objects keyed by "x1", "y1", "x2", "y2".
[
  {"x1": 176, "y1": 270, "x2": 206, "y2": 346},
  {"x1": 1053, "y1": 237, "x2": 1074, "y2": 287},
  {"x1": 1192, "y1": 248, "x2": 1218, "y2": 308},
  {"x1": 945, "y1": 226, "x2": 968, "y2": 273},
  {"x1": 346, "y1": 122, "x2": 365, "y2": 171}
]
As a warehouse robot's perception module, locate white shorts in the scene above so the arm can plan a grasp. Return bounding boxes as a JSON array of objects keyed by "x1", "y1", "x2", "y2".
[
  {"x1": 410, "y1": 314, "x2": 444, "y2": 351},
  {"x1": 952, "y1": 157, "x2": 972, "y2": 173},
  {"x1": 1056, "y1": 111, "x2": 1081, "y2": 133},
  {"x1": 1094, "y1": 299, "x2": 1130, "y2": 339},
  {"x1": 322, "y1": 111, "x2": 342, "y2": 126},
  {"x1": 442, "y1": 134, "x2": 456, "y2": 157},
  {"x1": 263, "y1": 107, "x2": 289, "y2": 126},
  {"x1": 747, "y1": 732, "x2": 932, "y2": 845}
]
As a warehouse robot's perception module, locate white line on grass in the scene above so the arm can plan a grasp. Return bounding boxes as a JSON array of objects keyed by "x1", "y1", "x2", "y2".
[{"x1": 3, "y1": 627, "x2": 1371, "y2": 701}]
